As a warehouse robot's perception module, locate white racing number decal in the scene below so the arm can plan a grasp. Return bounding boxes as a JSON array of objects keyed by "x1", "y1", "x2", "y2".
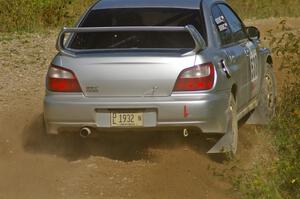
[{"x1": 246, "y1": 42, "x2": 259, "y2": 91}]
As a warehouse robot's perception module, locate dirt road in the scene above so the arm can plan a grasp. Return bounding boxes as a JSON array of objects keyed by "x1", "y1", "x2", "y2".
[{"x1": 0, "y1": 18, "x2": 297, "y2": 199}]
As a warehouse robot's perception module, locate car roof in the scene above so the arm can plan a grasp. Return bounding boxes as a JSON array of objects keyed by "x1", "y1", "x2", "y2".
[{"x1": 92, "y1": 0, "x2": 203, "y2": 10}]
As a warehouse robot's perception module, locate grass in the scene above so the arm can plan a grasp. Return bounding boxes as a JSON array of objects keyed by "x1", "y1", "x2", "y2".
[
  {"x1": 0, "y1": 0, "x2": 300, "y2": 32},
  {"x1": 0, "y1": 0, "x2": 95, "y2": 32},
  {"x1": 228, "y1": 0, "x2": 300, "y2": 19},
  {"x1": 0, "y1": 1, "x2": 300, "y2": 198},
  {"x1": 234, "y1": 21, "x2": 300, "y2": 199}
]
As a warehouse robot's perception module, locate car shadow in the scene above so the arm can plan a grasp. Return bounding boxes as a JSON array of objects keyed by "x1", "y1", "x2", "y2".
[{"x1": 22, "y1": 114, "x2": 218, "y2": 162}]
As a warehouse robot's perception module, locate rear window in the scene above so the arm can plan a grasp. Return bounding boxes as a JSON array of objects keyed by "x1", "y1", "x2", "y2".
[{"x1": 70, "y1": 8, "x2": 205, "y2": 50}]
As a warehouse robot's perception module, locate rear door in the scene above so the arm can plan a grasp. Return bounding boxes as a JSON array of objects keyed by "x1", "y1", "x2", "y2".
[
  {"x1": 211, "y1": 4, "x2": 250, "y2": 110},
  {"x1": 218, "y1": 4, "x2": 259, "y2": 102}
]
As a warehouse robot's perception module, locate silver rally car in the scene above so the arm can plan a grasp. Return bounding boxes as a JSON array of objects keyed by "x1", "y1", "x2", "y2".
[{"x1": 44, "y1": 0, "x2": 276, "y2": 155}]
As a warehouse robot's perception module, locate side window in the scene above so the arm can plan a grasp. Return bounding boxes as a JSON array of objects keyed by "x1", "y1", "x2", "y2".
[
  {"x1": 211, "y1": 5, "x2": 232, "y2": 46},
  {"x1": 218, "y1": 4, "x2": 248, "y2": 43}
]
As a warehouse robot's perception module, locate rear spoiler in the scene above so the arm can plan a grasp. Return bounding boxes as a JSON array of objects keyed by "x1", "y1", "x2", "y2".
[{"x1": 56, "y1": 25, "x2": 206, "y2": 57}]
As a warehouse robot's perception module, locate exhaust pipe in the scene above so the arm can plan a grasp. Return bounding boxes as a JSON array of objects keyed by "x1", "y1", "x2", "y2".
[
  {"x1": 183, "y1": 128, "x2": 189, "y2": 137},
  {"x1": 80, "y1": 127, "x2": 92, "y2": 138}
]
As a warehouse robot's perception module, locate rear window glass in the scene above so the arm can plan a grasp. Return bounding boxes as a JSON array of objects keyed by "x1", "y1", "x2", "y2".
[{"x1": 70, "y1": 8, "x2": 205, "y2": 50}]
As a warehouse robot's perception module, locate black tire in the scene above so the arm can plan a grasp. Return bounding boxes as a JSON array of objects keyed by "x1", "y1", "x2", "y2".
[
  {"x1": 261, "y1": 64, "x2": 277, "y2": 120},
  {"x1": 248, "y1": 64, "x2": 277, "y2": 124}
]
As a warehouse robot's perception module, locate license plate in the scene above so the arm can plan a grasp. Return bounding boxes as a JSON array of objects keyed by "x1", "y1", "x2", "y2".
[{"x1": 111, "y1": 112, "x2": 144, "y2": 127}]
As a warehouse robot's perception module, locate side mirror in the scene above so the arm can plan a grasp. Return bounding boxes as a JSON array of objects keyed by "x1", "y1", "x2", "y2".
[{"x1": 246, "y1": 26, "x2": 260, "y2": 40}]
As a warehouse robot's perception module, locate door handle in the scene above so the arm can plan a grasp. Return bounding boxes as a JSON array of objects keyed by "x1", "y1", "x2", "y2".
[{"x1": 221, "y1": 60, "x2": 232, "y2": 79}]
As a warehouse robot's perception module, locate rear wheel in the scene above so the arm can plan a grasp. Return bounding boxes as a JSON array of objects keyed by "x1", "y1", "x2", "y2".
[
  {"x1": 247, "y1": 64, "x2": 277, "y2": 124},
  {"x1": 261, "y1": 65, "x2": 277, "y2": 120}
]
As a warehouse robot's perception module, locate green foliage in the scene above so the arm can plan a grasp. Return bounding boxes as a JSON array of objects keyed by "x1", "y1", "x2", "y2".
[
  {"x1": 0, "y1": 0, "x2": 95, "y2": 32},
  {"x1": 235, "y1": 21, "x2": 300, "y2": 199},
  {"x1": 269, "y1": 21, "x2": 300, "y2": 199},
  {"x1": 0, "y1": 0, "x2": 300, "y2": 32},
  {"x1": 234, "y1": 166, "x2": 282, "y2": 199},
  {"x1": 228, "y1": 0, "x2": 300, "y2": 19}
]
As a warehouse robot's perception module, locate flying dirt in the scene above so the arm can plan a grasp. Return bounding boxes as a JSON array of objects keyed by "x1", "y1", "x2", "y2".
[{"x1": 1, "y1": 18, "x2": 299, "y2": 199}]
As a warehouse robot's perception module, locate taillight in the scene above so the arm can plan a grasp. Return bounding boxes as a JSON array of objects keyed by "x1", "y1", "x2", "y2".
[
  {"x1": 173, "y1": 63, "x2": 215, "y2": 91},
  {"x1": 47, "y1": 65, "x2": 82, "y2": 92}
]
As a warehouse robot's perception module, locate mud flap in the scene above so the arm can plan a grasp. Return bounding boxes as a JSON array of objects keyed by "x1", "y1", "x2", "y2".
[
  {"x1": 207, "y1": 122, "x2": 237, "y2": 154},
  {"x1": 207, "y1": 132, "x2": 236, "y2": 154},
  {"x1": 207, "y1": 95, "x2": 238, "y2": 154}
]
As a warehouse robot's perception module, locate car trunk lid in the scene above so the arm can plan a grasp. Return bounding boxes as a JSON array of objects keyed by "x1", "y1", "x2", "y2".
[{"x1": 61, "y1": 53, "x2": 196, "y2": 97}]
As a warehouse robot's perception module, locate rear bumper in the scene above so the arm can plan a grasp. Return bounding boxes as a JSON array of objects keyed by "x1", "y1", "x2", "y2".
[{"x1": 44, "y1": 91, "x2": 230, "y2": 134}]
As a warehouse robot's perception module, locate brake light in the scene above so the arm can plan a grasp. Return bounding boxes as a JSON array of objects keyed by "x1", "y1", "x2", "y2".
[
  {"x1": 173, "y1": 63, "x2": 215, "y2": 91},
  {"x1": 47, "y1": 65, "x2": 82, "y2": 92}
]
